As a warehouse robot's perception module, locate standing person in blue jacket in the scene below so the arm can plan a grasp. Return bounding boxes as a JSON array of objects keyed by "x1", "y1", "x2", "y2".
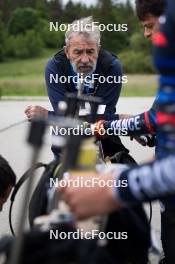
[
  {"x1": 60, "y1": 1, "x2": 175, "y2": 263},
  {"x1": 25, "y1": 16, "x2": 128, "y2": 158}
]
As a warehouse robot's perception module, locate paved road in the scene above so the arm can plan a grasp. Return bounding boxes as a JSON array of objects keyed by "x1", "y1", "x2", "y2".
[{"x1": 0, "y1": 97, "x2": 160, "y2": 262}]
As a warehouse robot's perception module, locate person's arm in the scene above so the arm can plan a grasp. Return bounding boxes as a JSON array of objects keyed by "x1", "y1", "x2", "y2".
[
  {"x1": 94, "y1": 97, "x2": 158, "y2": 138},
  {"x1": 117, "y1": 155, "x2": 175, "y2": 204},
  {"x1": 45, "y1": 58, "x2": 68, "y2": 117},
  {"x1": 59, "y1": 154, "x2": 175, "y2": 220},
  {"x1": 105, "y1": 97, "x2": 157, "y2": 136},
  {"x1": 24, "y1": 57, "x2": 64, "y2": 120}
]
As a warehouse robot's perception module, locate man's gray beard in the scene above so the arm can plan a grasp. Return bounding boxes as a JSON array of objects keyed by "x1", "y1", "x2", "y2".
[{"x1": 71, "y1": 61, "x2": 96, "y2": 77}]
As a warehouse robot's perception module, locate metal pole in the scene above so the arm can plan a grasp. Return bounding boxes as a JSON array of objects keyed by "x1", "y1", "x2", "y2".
[{"x1": 9, "y1": 118, "x2": 46, "y2": 264}]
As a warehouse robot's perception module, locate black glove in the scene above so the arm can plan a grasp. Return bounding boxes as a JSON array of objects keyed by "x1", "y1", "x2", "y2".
[{"x1": 130, "y1": 135, "x2": 156, "y2": 147}]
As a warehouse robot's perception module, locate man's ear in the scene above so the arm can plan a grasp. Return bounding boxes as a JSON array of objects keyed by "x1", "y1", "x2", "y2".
[{"x1": 64, "y1": 46, "x2": 69, "y2": 59}]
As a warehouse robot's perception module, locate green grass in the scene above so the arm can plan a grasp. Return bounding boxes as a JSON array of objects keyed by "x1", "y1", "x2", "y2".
[
  {"x1": 121, "y1": 74, "x2": 158, "y2": 97},
  {"x1": 0, "y1": 51, "x2": 158, "y2": 97},
  {"x1": 0, "y1": 49, "x2": 55, "y2": 78},
  {"x1": 0, "y1": 79, "x2": 46, "y2": 96},
  {"x1": 0, "y1": 49, "x2": 56, "y2": 96}
]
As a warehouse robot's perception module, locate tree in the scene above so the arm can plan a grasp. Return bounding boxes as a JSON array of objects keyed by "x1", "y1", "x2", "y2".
[
  {"x1": 130, "y1": 31, "x2": 151, "y2": 53},
  {"x1": 0, "y1": 13, "x2": 7, "y2": 61},
  {"x1": 47, "y1": 0, "x2": 63, "y2": 22},
  {"x1": 63, "y1": 1, "x2": 86, "y2": 22},
  {"x1": 8, "y1": 8, "x2": 42, "y2": 35},
  {"x1": 0, "y1": 0, "x2": 13, "y2": 23},
  {"x1": 95, "y1": 0, "x2": 129, "y2": 52}
]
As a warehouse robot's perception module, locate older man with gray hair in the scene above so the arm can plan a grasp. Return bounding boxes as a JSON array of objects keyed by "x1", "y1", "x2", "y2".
[{"x1": 25, "y1": 16, "x2": 124, "y2": 158}]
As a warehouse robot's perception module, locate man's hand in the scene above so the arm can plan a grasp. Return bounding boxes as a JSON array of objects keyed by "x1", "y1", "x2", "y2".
[
  {"x1": 94, "y1": 120, "x2": 107, "y2": 139},
  {"x1": 25, "y1": 105, "x2": 48, "y2": 121},
  {"x1": 58, "y1": 171, "x2": 124, "y2": 220},
  {"x1": 130, "y1": 135, "x2": 156, "y2": 147},
  {"x1": 130, "y1": 135, "x2": 147, "y2": 146}
]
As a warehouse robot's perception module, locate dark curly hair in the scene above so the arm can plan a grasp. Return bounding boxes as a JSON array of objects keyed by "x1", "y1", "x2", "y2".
[
  {"x1": 0, "y1": 155, "x2": 16, "y2": 197},
  {"x1": 135, "y1": 0, "x2": 165, "y2": 21}
]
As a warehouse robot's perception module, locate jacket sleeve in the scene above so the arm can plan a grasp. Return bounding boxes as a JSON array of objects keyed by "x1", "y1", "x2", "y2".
[
  {"x1": 115, "y1": 155, "x2": 175, "y2": 204},
  {"x1": 103, "y1": 98, "x2": 157, "y2": 136},
  {"x1": 45, "y1": 58, "x2": 68, "y2": 116}
]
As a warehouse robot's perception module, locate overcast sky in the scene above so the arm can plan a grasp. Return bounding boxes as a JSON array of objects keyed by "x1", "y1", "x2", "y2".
[{"x1": 62, "y1": 0, "x2": 135, "y2": 7}]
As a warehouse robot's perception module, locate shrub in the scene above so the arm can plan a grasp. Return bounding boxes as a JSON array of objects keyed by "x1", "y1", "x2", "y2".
[
  {"x1": 0, "y1": 44, "x2": 5, "y2": 62},
  {"x1": 119, "y1": 50, "x2": 155, "y2": 73},
  {"x1": 4, "y1": 30, "x2": 44, "y2": 59},
  {"x1": 0, "y1": 20, "x2": 6, "y2": 61},
  {"x1": 8, "y1": 8, "x2": 42, "y2": 35},
  {"x1": 130, "y1": 32, "x2": 151, "y2": 53},
  {"x1": 24, "y1": 30, "x2": 44, "y2": 57},
  {"x1": 36, "y1": 19, "x2": 65, "y2": 49}
]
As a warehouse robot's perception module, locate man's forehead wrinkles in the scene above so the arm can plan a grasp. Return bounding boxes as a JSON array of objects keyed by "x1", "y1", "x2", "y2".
[
  {"x1": 72, "y1": 47, "x2": 95, "y2": 50},
  {"x1": 68, "y1": 42, "x2": 97, "y2": 46}
]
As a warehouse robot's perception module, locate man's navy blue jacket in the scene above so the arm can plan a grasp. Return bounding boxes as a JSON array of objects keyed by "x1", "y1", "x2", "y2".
[{"x1": 45, "y1": 49, "x2": 122, "y2": 120}]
